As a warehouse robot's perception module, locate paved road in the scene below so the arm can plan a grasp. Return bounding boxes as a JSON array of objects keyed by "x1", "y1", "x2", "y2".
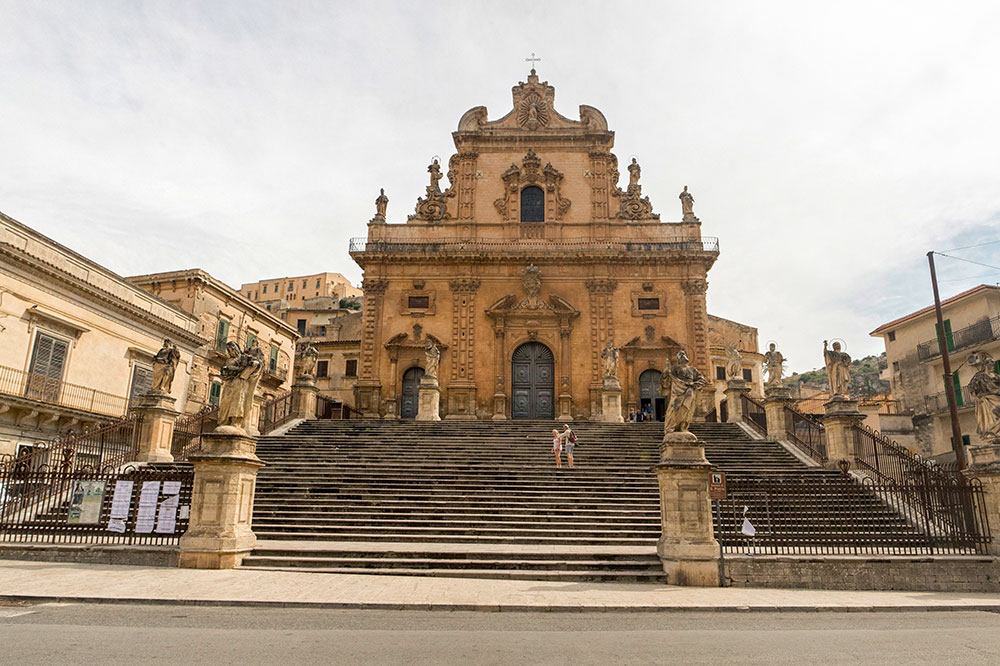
[{"x1": 2, "y1": 602, "x2": 1000, "y2": 665}]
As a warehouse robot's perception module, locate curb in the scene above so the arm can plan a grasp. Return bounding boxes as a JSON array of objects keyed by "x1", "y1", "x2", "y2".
[{"x1": 3, "y1": 594, "x2": 999, "y2": 613}]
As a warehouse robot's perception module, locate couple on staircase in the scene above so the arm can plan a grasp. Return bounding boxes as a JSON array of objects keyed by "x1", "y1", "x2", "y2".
[{"x1": 551, "y1": 424, "x2": 577, "y2": 468}]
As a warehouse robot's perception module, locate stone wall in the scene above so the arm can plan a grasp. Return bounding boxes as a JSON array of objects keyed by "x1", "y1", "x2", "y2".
[
  {"x1": 0, "y1": 544, "x2": 177, "y2": 567},
  {"x1": 724, "y1": 555, "x2": 1000, "y2": 592}
]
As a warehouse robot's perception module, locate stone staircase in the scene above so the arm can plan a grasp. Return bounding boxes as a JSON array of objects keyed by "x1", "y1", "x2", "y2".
[{"x1": 242, "y1": 420, "x2": 917, "y2": 582}]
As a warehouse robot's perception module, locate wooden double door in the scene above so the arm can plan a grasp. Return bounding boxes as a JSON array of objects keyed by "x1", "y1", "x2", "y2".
[{"x1": 511, "y1": 342, "x2": 554, "y2": 420}]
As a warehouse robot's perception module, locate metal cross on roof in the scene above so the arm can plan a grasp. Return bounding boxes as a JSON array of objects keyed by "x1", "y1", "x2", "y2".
[{"x1": 525, "y1": 52, "x2": 541, "y2": 69}]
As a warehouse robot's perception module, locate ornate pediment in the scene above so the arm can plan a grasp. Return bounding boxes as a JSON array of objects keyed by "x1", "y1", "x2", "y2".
[
  {"x1": 485, "y1": 266, "x2": 580, "y2": 320},
  {"x1": 622, "y1": 331, "x2": 684, "y2": 349},
  {"x1": 493, "y1": 150, "x2": 571, "y2": 221},
  {"x1": 384, "y1": 323, "x2": 447, "y2": 351}
]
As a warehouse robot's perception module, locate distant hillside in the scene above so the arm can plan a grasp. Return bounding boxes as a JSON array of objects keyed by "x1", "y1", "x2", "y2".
[{"x1": 783, "y1": 352, "x2": 889, "y2": 398}]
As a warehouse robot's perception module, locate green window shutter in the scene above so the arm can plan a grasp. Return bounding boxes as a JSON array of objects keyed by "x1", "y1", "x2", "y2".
[
  {"x1": 246, "y1": 332, "x2": 256, "y2": 350},
  {"x1": 209, "y1": 380, "x2": 222, "y2": 406},
  {"x1": 216, "y1": 319, "x2": 230, "y2": 349},
  {"x1": 952, "y1": 371, "x2": 963, "y2": 407},
  {"x1": 269, "y1": 346, "x2": 278, "y2": 372},
  {"x1": 934, "y1": 320, "x2": 956, "y2": 353},
  {"x1": 994, "y1": 360, "x2": 1000, "y2": 375}
]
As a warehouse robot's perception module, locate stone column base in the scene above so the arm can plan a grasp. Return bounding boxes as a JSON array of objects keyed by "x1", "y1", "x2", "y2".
[
  {"x1": 292, "y1": 378, "x2": 319, "y2": 420},
  {"x1": 600, "y1": 379, "x2": 624, "y2": 423},
  {"x1": 178, "y1": 429, "x2": 264, "y2": 570},
  {"x1": 820, "y1": 397, "x2": 863, "y2": 468},
  {"x1": 723, "y1": 380, "x2": 749, "y2": 424},
  {"x1": 492, "y1": 393, "x2": 507, "y2": 421},
  {"x1": 654, "y1": 431, "x2": 721, "y2": 587},
  {"x1": 557, "y1": 394, "x2": 573, "y2": 422},
  {"x1": 133, "y1": 392, "x2": 178, "y2": 463},
  {"x1": 763, "y1": 388, "x2": 794, "y2": 441},
  {"x1": 416, "y1": 379, "x2": 441, "y2": 421}
]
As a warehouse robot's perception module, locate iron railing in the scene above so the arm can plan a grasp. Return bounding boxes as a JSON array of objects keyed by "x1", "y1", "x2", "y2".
[
  {"x1": 740, "y1": 393, "x2": 767, "y2": 435},
  {"x1": 259, "y1": 392, "x2": 294, "y2": 434},
  {"x1": 716, "y1": 476, "x2": 990, "y2": 556},
  {"x1": 925, "y1": 385, "x2": 974, "y2": 413},
  {"x1": 853, "y1": 423, "x2": 957, "y2": 485},
  {"x1": 0, "y1": 463, "x2": 193, "y2": 546},
  {"x1": 784, "y1": 406, "x2": 828, "y2": 463},
  {"x1": 316, "y1": 395, "x2": 357, "y2": 420},
  {"x1": 0, "y1": 364, "x2": 127, "y2": 417},
  {"x1": 350, "y1": 237, "x2": 720, "y2": 256},
  {"x1": 171, "y1": 406, "x2": 218, "y2": 460},
  {"x1": 916, "y1": 315, "x2": 1000, "y2": 361}
]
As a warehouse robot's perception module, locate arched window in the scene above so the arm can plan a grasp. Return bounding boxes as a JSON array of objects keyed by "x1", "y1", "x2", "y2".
[{"x1": 520, "y1": 186, "x2": 544, "y2": 222}]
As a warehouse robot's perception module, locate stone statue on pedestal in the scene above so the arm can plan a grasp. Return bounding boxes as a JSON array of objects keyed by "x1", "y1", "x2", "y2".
[
  {"x1": 601, "y1": 341, "x2": 619, "y2": 379},
  {"x1": 725, "y1": 344, "x2": 742, "y2": 380},
  {"x1": 824, "y1": 340, "x2": 851, "y2": 397},
  {"x1": 217, "y1": 342, "x2": 265, "y2": 433},
  {"x1": 373, "y1": 188, "x2": 388, "y2": 221},
  {"x1": 297, "y1": 343, "x2": 319, "y2": 378},
  {"x1": 424, "y1": 342, "x2": 441, "y2": 380},
  {"x1": 763, "y1": 343, "x2": 785, "y2": 387},
  {"x1": 150, "y1": 338, "x2": 180, "y2": 394},
  {"x1": 662, "y1": 350, "x2": 708, "y2": 433},
  {"x1": 968, "y1": 351, "x2": 1000, "y2": 445},
  {"x1": 679, "y1": 186, "x2": 695, "y2": 218}
]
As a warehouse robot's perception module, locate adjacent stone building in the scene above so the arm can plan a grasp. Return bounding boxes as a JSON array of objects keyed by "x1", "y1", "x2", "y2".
[
  {"x1": 240, "y1": 272, "x2": 361, "y2": 310},
  {"x1": 0, "y1": 211, "x2": 203, "y2": 457},
  {"x1": 707, "y1": 315, "x2": 765, "y2": 419},
  {"x1": 127, "y1": 269, "x2": 298, "y2": 423},
  {"x1": 871, "y1": 284, "x2": 1000, "y2": 457},
  {"x1": 350, "y1": 69, "x2": 720, "y2": 421}
]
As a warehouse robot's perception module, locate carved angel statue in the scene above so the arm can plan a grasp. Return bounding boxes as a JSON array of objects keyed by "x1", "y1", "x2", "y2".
[
  {"x1": 662, "y1": 350, "x2": 708, "y2": 434},
  {"x1": 150, "y1": 338, "x2": 180, "y2": 394},
  {"x1": 373, "y1": 188, "x2": 388, "y2": 221},
  {"x1": 968, "y1": 351, "x2": 1000, "y2": 445},
  {"x1": 424, "y1": 341, "x2": 441, "y2": 380},
  {"x1": 824, "y1": 340, "x2": 852, "y2": 397},
  {"x1": 763, "y1": 343, "x2": 786, "y2": 387},
  {"x1": 679, "y1": 186, "x2": 695, "y2": 217},
  {"x1": 601, "y1": 341, "x2": 620, "y2": 379},
  {"x1": 725, "y1": 344, "x2": 742, "y2": 380},
  {"x1": 217, "y1": 341, "x2": 265, "y2": 433},
  {"x1": 297, "y1": 343, "x2": 319, "y2": 378}
]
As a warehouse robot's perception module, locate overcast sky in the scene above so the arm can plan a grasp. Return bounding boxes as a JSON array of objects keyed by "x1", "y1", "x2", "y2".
[{"x1": 1, "y1": 1, "x2": 998, "y2": 373}]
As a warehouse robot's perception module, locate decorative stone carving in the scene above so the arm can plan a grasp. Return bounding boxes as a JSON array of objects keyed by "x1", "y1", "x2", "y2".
[
  {"x1": 680, "y1": 185, "x2": 697, "y2": 220},
  {"x1": 763, "y1": 343, "x2": 786, "y2": 388},
  {"x1": 424, "y1": 341, "x2": 441, "y2": 380},
  {"x1": 411, "y1": 159, "x2": 451, "y2": 222},
  {"x1": 297, "y1": 342, "x2": 319, "y2": 379},
  {"x1": 968, "y1": 351, "x2": 1000, "y2": 444},
  {"x1": 518, "y1": 92, "x2": 550, "y2": 130},
  {"x1": 150, "y1": 338, "x2": 180, "y2": 394},
  {"x1": 601, "y1": 341, "x2": 620, "y2": 380},
  {"x1": 616, "y1": 158, "x2": 658, "y2": 220},
  {"x1": 493, "y1": 150, "x2": 571, "y2": 221},
  {"x1": 372, "y1": 188, "x2": 388, "y2": 223},
  {"x1": 824, "y1": 340, "x2": 851, "y2": 397},
  {"x1": 361, "y1": 278, "x2": 389, "y2": 294},
  {"x1": 217, "y1": 342, "x2": 265, "y2": 434},
  {"x1": 724, "y1": 344, "x2": 742, "y2": 380},
  {"x1": 522, "y1": 264, "x2": 541, "y2": 300},
  {"x1": 584, "y1": 278, "x2": 618, "y2": 294},
  {"x1": 662, "y1": 350, "x2": 708, "y2": 434},
  {"x1": 448, "y1": 279, "x2": 481, "y2": 293},
  {"x1": 681, "y1": 279, "x2": 708, "y2": 296}
]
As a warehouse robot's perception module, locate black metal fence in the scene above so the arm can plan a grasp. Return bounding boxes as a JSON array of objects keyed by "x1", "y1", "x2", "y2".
[
  {"x1": 0, "y1": 463, "x2": 194, "y2": 546},
  {"x1": 171, "y1": 406, "x2": 218, "y2": 460},
  {"x1": 259, "y1": 391, "x2": 294, "y2": 434},
  {"x1": 785, "y1": 407, "x2": 827, "y2": 463},
  {"x1": 715, "y1": 476, "x2": 990, "y2": 556},
  {"x1": 740, "y1": 394, "x2": 767, "y2": 435}
]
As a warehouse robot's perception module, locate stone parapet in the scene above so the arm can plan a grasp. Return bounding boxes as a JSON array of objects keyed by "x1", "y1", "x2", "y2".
[{"x1": 762, "y1": 389, "x2": 794, "y2": 442}]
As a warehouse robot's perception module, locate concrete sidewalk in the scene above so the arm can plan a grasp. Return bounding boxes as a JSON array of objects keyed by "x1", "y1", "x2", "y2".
[{"x1": 1, "y1": 559, "x2": 1000, "y2": 611}]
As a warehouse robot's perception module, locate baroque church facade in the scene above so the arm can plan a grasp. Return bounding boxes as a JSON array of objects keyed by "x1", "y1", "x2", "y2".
[{"x1": 351, "y1": 69, "x2": 720, "y2": 421}]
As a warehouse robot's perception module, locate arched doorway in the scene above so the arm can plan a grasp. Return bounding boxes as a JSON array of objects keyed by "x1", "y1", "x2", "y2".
[
  {"x1": 638, "y1": 369, "x2": 665, "y2": 421},
  {"x1": 511, "y1": 342, "x2": 554, "y2": 419},
  {"x1": 400, "y1": 366, "x2": 425, "y2": 419}
]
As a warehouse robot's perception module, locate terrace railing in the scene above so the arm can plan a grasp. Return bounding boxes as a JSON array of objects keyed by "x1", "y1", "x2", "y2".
[
  {"x1": 916, "y1": 315, "x2": 1000, "y2": 361},
  {"x1": 740, "y1": 393, "x2": 767, "y2": 436},
  {"x1": 259, "y1": 392, "x2": 294, "y2": 435},
  {"x1": 171, "y1": 406, "x2": 218, "y2": 460},
  {"x1": 784, "y1": 406, "x2": 828, "y2": 464},
  {"x1": 0, "y1": 364, "x2": 127, "y2": 418}
]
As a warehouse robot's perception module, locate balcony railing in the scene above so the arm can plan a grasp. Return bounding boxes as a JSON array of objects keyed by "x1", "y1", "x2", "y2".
[
  {"x1": 916, "y1": 316, "x2": 1000, "y2": 361},
  {"x1": 350, "y1": 237, "x2": 720, "y2": 256},
  {"x1": 0, "y1": 365, "x2": 127, "y2": 418},
  {"x1": 925, "y1": 385, "x2": 974, "y2": 413}
]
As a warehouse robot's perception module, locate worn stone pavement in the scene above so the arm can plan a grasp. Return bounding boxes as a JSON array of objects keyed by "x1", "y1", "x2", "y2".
[{"x1": 1, "y1": 559, "x2": 1000, "y2": 611}]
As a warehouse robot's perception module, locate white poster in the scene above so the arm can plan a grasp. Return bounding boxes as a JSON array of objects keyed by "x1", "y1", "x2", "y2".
[
  {"x1": 107, "y1": 480, "x2": 134, "y2": 533},
  {"x1": 155, "y1": 481, "x2": 182, "y2": 534},
  {"x1": 135, "y1": 481, "x2": 161, "y2": 534}
]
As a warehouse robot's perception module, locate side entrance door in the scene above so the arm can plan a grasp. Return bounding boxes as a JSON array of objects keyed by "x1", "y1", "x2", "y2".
[
  {"x1": 511, "y1": 342, "x2": 554, "y2": 419},
  {"x1": 638, "y1": 369, "x2": 666, "y2": 421},
  {"x1": 400, "y1": 367, "x2": 425, "y2": 419}
]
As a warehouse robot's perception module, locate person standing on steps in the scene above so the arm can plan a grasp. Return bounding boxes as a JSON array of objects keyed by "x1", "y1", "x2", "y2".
[
  {"x1": 561, "y1": 424, "x2": 577, "y2": 468},
  {"x1": 551, "y1": 428, "x2": 563, "y2": 468}
]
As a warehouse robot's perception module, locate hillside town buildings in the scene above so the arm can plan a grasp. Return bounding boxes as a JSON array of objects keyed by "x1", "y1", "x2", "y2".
[{"x1": 240, "y1": 272, "x2": 361, "y2": 311}]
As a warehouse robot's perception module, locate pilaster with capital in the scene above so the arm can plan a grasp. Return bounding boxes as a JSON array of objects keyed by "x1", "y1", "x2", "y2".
[
  {"x1": 355, "y1": 278, "x2": 388, "y2": 418},
  {"x1": 447, "y1": 278, "x2": 481, "y2": 419},
  {"x1": 586, "y1": 278, "x2": 618, "y2": 418},
  {"x1": 491, "y1": 324, "x2": 507, "y2": 420}
]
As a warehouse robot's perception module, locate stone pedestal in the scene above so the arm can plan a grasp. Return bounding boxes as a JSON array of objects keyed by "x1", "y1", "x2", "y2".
[
  {"x1": 491, "y1": 392, "x2": 507, "y2": 421},
  {"x1": 966, "y1": 443, "x2": 1000, "y2": 556},
  {"x1": 416, "y1": 377, "x2": 441, "y2": 421},
  {"x1": 291, "y1": 376, "x2": 318, "y2": 420},
  {"x1": 445, "y1": 385, "x2": 477, "y2": 420},
  {"x1": 695, "y1": 385, "x2": 716, "y2": 423},
  {"x1": 178, "y1": 429, "x2": 264, "y2": 569},
  {"x1": 820, "y1": 397, "x2": 864, "y2": 468},
  {"x1": 133, "y1": 392, "x2": 178, "y2": 463},
  {"x1": 723, "y1": 379, "x2": 750, "y2": 424},
  {"x1": 763, "y1": 386, "x2": 794, "y2": 441},
  {"x1": 557, "y1": 395, "x2": 574, "y2": 423},
  {"x1": 600, "y1": 377, "x2": 624, "y2": 423},
  {"x1": 654, "y1": 431, "x2": 721, "y2": 586}
]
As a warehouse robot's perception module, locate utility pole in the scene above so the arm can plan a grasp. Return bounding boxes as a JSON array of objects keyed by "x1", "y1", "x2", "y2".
[{"x1": 927, "y1": 251, "x2": 967, "y2": 470}]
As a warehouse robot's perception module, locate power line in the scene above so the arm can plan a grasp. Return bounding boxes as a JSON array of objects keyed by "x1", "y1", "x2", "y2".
[
  {"x1": 936, "y1": 271, "x2": 1000, "y2": 284},
  {"x1": 933, "y1": 252, "x2": 1000, "y2": 273},
  {"x1": 939, "y1": 239, "x2": 1000, "y2": 253}
]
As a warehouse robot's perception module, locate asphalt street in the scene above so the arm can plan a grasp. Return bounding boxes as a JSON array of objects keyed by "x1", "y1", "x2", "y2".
[{"x1": 2, "y1": 602, "x2": 1000, "y2": 665}]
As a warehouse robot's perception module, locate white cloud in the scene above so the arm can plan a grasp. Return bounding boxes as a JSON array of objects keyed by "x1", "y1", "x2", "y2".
[{"x1": 1, "y1": 0, "x2": 998, "y2": 372}]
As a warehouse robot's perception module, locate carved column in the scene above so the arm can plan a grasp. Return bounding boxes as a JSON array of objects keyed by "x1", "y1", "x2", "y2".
[
  {"x1": 588, "y1": 151, "x2": 613, "y2": 221},
  {"x1": 586, "y1": 278, "x2": 618, "y2": 419},
  {"x1": 447, "y1": 279, "x2": 480, "y2": 420},
  {"x1": 491, "y1": 323, "x2": 507, "y2": 420},
  {"x1": 451, "y1": 152, "x2": 478, "y2": 221},
  {"x1": 557, "y1": 322, "x2": 573, "y2": 422},
  {"x1": 355, "y1": 278, "x2": 388, "y2": 418},
  {"x1": 384, "y1": 349, "x2": 399, "y2": 419},
  {"x1": 681, "y1": 278, "x2": 713, "y2": 421}
]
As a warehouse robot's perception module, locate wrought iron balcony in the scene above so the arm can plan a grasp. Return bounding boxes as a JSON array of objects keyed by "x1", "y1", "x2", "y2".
[
  {"x1": 349, "y1": 236, "x2": 720, "y2": 257},
  {"x1": 0, "y1": 364, "x2": 127, "y2": 418},
  {"x1": 924, "y1": 385, "x2": 974, "y2": 414},
  {"x1": 916, "y1": 315, "x2": 1000, "y2": 361}
]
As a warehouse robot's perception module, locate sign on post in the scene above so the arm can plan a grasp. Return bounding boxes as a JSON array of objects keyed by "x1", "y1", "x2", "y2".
[{"x1": 708, "y1": 471, "x2": 727, "y2": 500}]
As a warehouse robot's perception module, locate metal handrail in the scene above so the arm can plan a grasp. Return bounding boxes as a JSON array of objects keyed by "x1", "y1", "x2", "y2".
[
  {"x1": 784, "y1": 405, "x2": 828, "y2": 463},
  {"x1": 740, "y1": 393, "x2": 767, "y2": 435},
  {"x1": 0, "y1": 364, "x2": 128, "y2": 418},
  {"x1": 259, "y1": 391, "x2": 294, "y2": 434},
  {"x1": 916, "y1": 315, "x2": 1000, "y2": 361}
]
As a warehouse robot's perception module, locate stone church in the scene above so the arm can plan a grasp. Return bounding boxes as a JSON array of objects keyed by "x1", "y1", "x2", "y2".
[{"x1": 351, "y1": 68, "x2": 723, "y2": 421}]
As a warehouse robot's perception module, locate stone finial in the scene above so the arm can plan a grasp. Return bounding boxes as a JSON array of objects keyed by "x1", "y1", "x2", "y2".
[{"x1": 150, "y1": 338, "x2": 180, "y2": 395}]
